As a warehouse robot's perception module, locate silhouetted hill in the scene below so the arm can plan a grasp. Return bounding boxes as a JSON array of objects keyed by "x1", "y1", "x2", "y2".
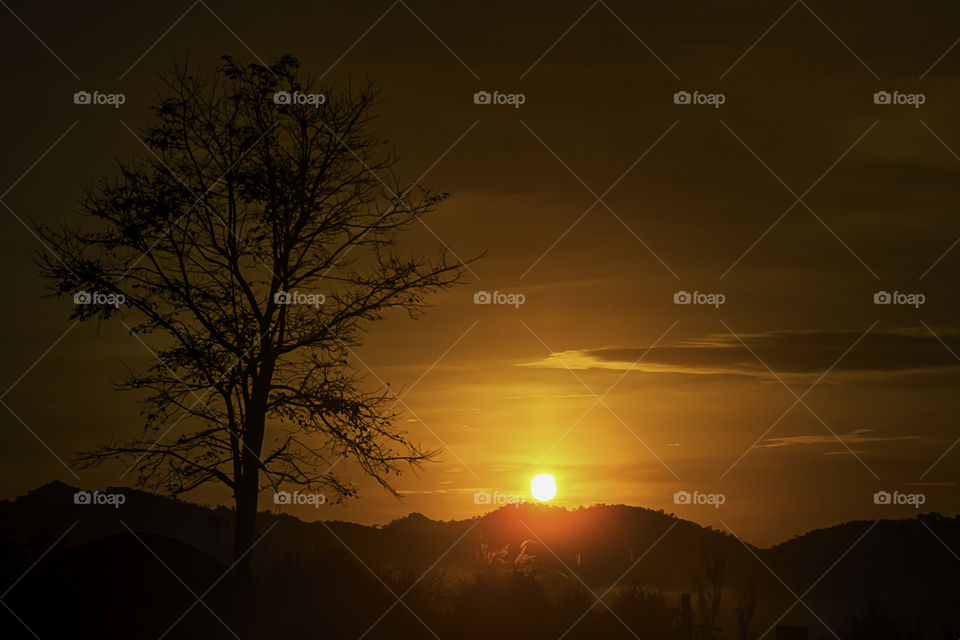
[
  {"x1": 3, "y1": 530, "x2": 235, "y2": 639},
  {"x1": 2, "y1": 482, "x2": 959, "y2": 638}
]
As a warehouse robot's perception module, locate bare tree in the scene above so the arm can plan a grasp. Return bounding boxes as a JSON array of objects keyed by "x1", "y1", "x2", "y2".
[
  {"x1": 734, "y1": 579, "x2": 757, "y2": 640},
  {"x1": 38, "y1": 55, "x2": 473, "y2": 576},
  {"x1": 696, "y1": 543, "x2": 725, "y2": 638}
]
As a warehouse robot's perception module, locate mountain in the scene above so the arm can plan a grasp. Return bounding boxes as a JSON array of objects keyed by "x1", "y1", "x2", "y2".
[{"x1": 1, "y1": 482, "x2": 958, "y2": 639}]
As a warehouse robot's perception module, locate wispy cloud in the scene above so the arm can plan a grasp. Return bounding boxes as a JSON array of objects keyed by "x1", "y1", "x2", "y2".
[
  {"x1": 519, "y1": 327, "x2": 960, "y2": 380},
  {"x1": 760, "y1": 428, "x2": 920, "y2": 448}
]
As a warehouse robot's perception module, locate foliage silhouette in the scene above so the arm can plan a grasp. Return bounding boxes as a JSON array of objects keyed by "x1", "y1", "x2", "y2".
[{"x1": 37, "y1": 54, "x2": 475, "y2": 577}]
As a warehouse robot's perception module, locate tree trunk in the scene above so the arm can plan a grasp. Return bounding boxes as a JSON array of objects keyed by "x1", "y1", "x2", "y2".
[
  {"x1": 233, "y1": 400, "x2": 268, "y2": 580},
  {"x1": 232, "y1": 352, "x2": 275, "y2": 581},
  {"x1": 233, "y1": 461, "x2": 260, "y2": 581}
]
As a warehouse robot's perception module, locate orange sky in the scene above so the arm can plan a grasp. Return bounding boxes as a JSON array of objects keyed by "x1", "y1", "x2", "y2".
[{"x1": 2, "y1": 0, "x2": 960, "y2": 546}]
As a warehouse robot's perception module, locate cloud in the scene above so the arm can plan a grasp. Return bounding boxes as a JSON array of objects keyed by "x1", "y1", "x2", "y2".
[
  {"x1": 760, "y1": 428, "x2": 920, "y2": 448},
  {"x1": 519, "y1": 327, "x2": 960, "y2": 380}
]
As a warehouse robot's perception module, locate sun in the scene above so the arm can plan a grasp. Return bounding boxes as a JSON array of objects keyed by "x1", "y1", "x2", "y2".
[{"x1": 530, "y1": 473, "x2": 558, "y2": 502}]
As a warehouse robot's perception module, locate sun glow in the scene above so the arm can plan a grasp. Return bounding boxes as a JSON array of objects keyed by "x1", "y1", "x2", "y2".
[{"x1": 530, "y1": 473, "x2": 558, "y2": 502}]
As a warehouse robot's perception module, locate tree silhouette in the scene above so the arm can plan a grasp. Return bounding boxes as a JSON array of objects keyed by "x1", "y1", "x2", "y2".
[{"x1": 38, "y1": 54, "x2": 473, "y2": 576}]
